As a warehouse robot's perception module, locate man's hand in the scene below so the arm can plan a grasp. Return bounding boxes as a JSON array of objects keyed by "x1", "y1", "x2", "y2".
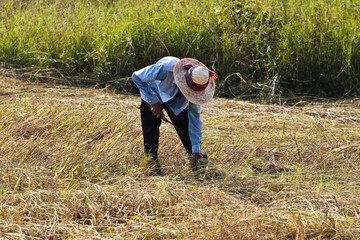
[
  {"x1": 151, "y1": 102, "x2": 162, "y2": 118},
  {"x1": 192, "y1": 153, "x2": 203, "y2": 161},
  {"x1": 190, "y1": 153, "x2": 208, "y2": 172}
]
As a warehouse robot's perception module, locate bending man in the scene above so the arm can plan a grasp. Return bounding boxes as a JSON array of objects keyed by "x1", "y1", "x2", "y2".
[{"x1": 132, "y1": 56, "x2": 217, "y2": 175}]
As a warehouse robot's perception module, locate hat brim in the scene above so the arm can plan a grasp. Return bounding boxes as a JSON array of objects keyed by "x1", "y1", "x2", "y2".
[{"x1": 173, "y1": 58, "x2": 215, "y2": 105}]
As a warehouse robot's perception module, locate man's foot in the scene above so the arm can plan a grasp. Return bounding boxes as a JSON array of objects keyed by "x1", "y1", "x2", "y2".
[{"x1": 142, "y1": 158, "x2": 162, "y2": 176}]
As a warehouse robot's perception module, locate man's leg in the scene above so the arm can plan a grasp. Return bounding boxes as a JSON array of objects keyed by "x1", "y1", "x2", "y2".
[
  {"x1": 162, "y1": 104, "x2": 192, "y2": 155},
  {"x1": 140, "y1": 100, "x2": 162, "y2": 174}
]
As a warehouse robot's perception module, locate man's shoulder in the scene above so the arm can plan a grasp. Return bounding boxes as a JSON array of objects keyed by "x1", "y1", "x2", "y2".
[{"x1": 156, "y1": 56, "x2": 180, "y2": 71}]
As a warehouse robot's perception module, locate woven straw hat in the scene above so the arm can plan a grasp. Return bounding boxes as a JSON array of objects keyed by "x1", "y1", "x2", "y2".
[{"x1": 173, "y1": 58, "x2": 217, "y2": 105}]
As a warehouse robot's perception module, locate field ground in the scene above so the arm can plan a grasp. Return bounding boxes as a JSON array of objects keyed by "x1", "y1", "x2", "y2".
[{"x1": 0, "y1": 74, "x2": 359, "y2": 239}]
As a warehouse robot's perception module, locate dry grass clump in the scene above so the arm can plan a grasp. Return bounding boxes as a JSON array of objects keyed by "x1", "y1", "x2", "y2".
[{"x1": 0, "y1": 76, "x2": 359, "y2": 239}]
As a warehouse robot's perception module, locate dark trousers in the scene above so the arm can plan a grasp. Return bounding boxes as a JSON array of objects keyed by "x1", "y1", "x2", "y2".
[{"x1": 140, "y1": 99, "x2": 192, "y2": 160}]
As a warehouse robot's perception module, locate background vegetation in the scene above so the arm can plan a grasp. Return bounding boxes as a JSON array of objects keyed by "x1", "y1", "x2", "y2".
[{"x1": 1, "y1": 0, "x2": 359, "y2": 100}]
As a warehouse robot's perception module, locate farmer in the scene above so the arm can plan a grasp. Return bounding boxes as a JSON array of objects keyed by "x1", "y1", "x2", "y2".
[{"x1": 132, "y1": 56, "x2": 218, "y2": 175}]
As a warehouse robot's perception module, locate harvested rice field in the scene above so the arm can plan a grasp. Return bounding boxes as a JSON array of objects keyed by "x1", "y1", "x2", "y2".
[{"x1": 0, "y1": 76, "x2": 359, "y2": 239}]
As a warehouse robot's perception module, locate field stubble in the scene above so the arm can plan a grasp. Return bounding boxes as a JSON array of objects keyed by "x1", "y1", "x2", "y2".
[{"x1": 0, "y1": 76, "x2": 359, "y2": 239}]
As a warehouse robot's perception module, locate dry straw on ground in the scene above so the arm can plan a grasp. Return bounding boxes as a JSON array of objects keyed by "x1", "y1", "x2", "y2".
[{"x1": 0, "y1": 75, "x2": 359, "y2": 239}]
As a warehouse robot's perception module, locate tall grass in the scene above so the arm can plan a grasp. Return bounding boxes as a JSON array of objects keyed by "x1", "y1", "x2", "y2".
[{"x1": 1, "y1": 0, "x2": 359, "y2": 98}]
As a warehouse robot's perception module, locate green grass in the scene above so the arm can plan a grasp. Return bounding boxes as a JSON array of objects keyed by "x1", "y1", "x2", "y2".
[
  {"x1": 1, "y1": 0, "x2": 359, "y2": 99},
  {"x1": 0, "y1": 76, "x2": 359, "y2": 239}
]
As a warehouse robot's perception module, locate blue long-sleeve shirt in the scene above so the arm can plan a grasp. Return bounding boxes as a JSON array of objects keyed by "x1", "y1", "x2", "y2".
[{"x1": 132, "y1": 56, "x2": 203, "y2": 153}]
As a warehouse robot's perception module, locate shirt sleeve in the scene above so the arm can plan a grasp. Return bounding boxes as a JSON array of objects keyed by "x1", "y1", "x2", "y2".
[
  {"x1": 188, "y1": 102, "x2": 203, "y2": 153},
  {"x1": 132, "y1": 63, "x2": 167, "y2": 105}
]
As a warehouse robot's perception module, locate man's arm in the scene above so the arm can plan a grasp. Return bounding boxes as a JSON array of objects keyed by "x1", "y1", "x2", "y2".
[
  {"x1": 132, "y1": 63, "x2": 167, "y2": 105},
  {"x1": 188, "y1": 102, "x2": 203, "y2": 155},
  {"x1": 132, "y1": 63, "x2": 169, "y2": 118}
]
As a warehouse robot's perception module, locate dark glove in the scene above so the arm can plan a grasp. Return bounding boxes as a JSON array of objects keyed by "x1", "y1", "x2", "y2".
[{"x1": 190, "y1": 153, "x2": 208, "y2": 171}]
